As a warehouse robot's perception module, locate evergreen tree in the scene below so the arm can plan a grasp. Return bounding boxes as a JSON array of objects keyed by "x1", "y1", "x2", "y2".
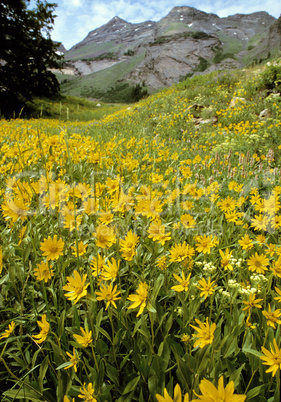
[{"x1": 0, "y1": 0, "x2": 62, "y2": 116}]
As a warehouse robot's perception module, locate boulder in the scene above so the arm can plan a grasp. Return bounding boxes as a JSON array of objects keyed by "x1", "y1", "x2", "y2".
[
  {"x1": 193, "y1": 116, "x2": 218, "y2": 125},
  {"x1": 259, "y1": 108, "x2": 271, "y2": 119},
  {"x1": 230, "y1": 97, "x2": 246, "y2": 107}
]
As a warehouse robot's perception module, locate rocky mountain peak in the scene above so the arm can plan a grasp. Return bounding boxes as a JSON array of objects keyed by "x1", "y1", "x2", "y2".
[
  {"x1": 156, "y1": 6, "x2": 220, "y2": 37},
  {"x1": 163, "y1": 6, "x2": 219, "y2": 22},
  {"x1": 225, "y1": 11, "x2": 276, "y2": 25},
  {"x1": 60, "y1": 6, "x2": 280, "y2": 98},
  {"x1": 105, "y1": 16, "x2": 129, "y2": 29}
]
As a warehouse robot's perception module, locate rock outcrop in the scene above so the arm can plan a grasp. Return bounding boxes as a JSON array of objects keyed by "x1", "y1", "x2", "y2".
[{"x1": 267, "y1": 15, "x2": 281, "y2": 49}]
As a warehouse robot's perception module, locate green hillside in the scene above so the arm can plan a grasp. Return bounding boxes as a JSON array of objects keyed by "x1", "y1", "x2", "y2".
[
  {"x1": 65, "y1": 42, "x2": 122, "y2": 61},
  {"x1": 60, "y1": 49, "x2": 147, "y2": 102}
]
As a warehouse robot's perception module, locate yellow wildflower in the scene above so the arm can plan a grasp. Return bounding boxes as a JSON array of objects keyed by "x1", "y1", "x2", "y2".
[
  {"x1": 73, "y1": 326, "x2": 93, "y2": 347},
  {"x1": 63, "y1": 270, "x2": 89, "y2": 304},
  {"x1": 127, "y1": 282, "x2": 149, "y2": 317},
  {"x1": 190, "y1": 317, "x2": 216, "y2": 349},
  {"x1": 192, "y1": 376, "x2": 246, "y2": 401},
  {"x1": 260, "y1": 339, "x2": 281, "y2": 377},
  {"x1": 40, "y1": 235, "x2": 64, "y2": 261},
  {"x1": 156, "y1": 383, "x2": 189, "y2": 402},
  {"x1": 0, "y1": 321, "x2": 15, "y2": 340},
  {"x1": 32, "y1": 314, "x2": 50, "y2": 344}
]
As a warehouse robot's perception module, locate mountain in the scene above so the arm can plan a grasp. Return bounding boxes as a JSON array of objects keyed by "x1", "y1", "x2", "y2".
[
  {"x1": 57, "y1": 7, "x2": 280, "y2": 101},
  {"x1": 56, "y1": 42, "x2": 67, "y2": 55}
]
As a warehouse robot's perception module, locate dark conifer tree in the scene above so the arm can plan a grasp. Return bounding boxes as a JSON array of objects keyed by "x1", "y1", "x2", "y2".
[{"x1": 0, "y1": 0, "x2": 62, "y2": 116}]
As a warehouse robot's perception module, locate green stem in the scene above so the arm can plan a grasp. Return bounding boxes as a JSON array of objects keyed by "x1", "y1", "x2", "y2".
[
  {"x1": 209, "y1": 293, "x2": 214, "y2": 322},
  {"x1": 245, "y1": 368, "x2": 258, "y2": 394},
  {"x1": 50, "y1": 331, "x2": 63, "y2": 356},
  {"x1": 42, "y1": 281, "x2": 50, "y2": 320},
  {"x1": 90, "y1": 343, "x2": 100, "y2": 374},
  {"x1": 108, "y1": 307, "x2": 117, "y2": 363},
  {"x1": 0, "y1": 357, "x2": 52, "y2": 402},
  {"x1": 149, "y1": 311, "x2": 155, "y2": 353},
  {"x1": 277, "y1": 369, "x2": 280, "y2": 401},
  {"x1": 263, "y1": 327, "x2": 270, "y2": 347},
  {"x1": 208, "y1": 343, "x2": 216, "y2": 376}
]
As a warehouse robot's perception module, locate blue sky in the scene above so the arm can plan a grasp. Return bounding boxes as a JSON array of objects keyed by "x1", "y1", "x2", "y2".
[{"x1": 44, "y1": 0, "x2": 281, "y2": 49}]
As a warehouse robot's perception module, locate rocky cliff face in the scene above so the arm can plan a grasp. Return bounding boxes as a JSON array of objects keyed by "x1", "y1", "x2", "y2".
[
  {"x1": 267, "y1": 16, "x2": 281, "y2": 49},
  {"x1": 59, "y1": 6, "x2": 279, "y2": 96}
]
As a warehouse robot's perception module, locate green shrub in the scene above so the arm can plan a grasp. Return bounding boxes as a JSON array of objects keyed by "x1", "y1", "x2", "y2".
[
  {"x1": 195, "y1": 57, "x2": 209, "y2": 72},
  {"x1": 213, "y1": 52, "x2": 236, "y2": 64},
  {"x1": 124, "y1": 49, "x2": 135, "y2": 56},
  {"x1": 259, "y1": 64, "x2": 281, "y2": 91}
]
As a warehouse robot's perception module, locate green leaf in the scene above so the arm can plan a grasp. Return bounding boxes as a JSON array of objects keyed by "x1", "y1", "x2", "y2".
[
  {"x1": 94, "y1": 307, "x2": 104, "y2": 339},
  {"x1": 24, "y1": 244, "x2": 31, "y2": 262},
  {"x1": 139, "y1": 387, "x2": 145, "y2": 402},
  {"x1": 120, "y1": 350, "x2": 132, "y2": 369},
  {"x1": 242, "y1": 347, "x2": 263, "y2": 358},
  {"x1": 148, "y1": 374, "x2": 159, "y2": 396},
  {"x1": 56, "y1": 370, "x2": 72, "y2": 402},
  {"x1": 223, "y1": 337, "x2": 238, "y2": 358},
  {"x1": 132, "y1": 318, "x2": 142, "y2": 337},
  {"x1": 94, "y1": 325, "x2": 112, "y2": 342},
  {"x1": 39, "y1": 355, "x2": 49, "y2": 392},
  {"x1": 184, "y1": 353, "x2": 197, "y2": 372},
  {"x1": 0, "y1": 273, "x2": 9, "y2": 285},
  {"x1": 117, "y1": 393, "x2": 135, "y2": 402},
  {"x1": 147, "y1": 302, "x2": 156, "y2": 313},
  {"x1": 176, "y1": 357, "x2": 192, "y2": 389},
  {"x1": 139, "y1": 356, "x2": 151, "y2": 379},
  {"x1": 58, "y1": 309, "x2": 66, "y2": 338},
  {"x1": 56, "y1": 362, "x2": 72, "y2": 370},
  {"x1": 150, "y1": 274, "x2": 164, "y2": 304},
  {"x1": 137, "y1": 328, "x2": 150, "y2": 339},
  {"x1": 122, "y1": 375, "x2": 140, "y2": 394},
  {"x1": 158, "y1": 341, "x2": 164, "y2": 356},
  {"x1": 222, "y1": 307, "x2": 234, "y2": 326},
  {"x1": 157, "y1": 340, "x2": 171, "y2": 371},
  {"x1": 106, "y1": 363, "x2": 120, "y2": 386},
  {"x1": 96, "y1": 338, "x2": 109, "y2": 357},
  {"x1": 96, "y1": 359, "x2": 105, "y2": 391},
  {"x1": 169, "y1": 338, "x2": 184, "y2": 358},
  {"x1": 86, "y1": 293, "x2": 96, "y2": 302},
  {"x1": 229, "y1": 363, "x2": 245, "y2": 388},
  {"x1": 197, "y1": 345, "x2": 211, "y2": 374},
  {"x1": 3, "y1": 388, "x2": 44, "y2": 401},
  {"x1": 31, "y1": 349, "x2": 41, "y2": 369},
  {"x1": 165, "y1": 313, "x2": 173, "y2": 333},
  {"x1": 246, "y1": 384, "x2": 268, "y2": 399}
]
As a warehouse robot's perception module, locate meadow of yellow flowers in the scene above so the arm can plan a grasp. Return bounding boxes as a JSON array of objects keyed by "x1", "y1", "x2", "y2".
[{"x1": 1, "y1": 64, "x2": 281, "y2": 401}]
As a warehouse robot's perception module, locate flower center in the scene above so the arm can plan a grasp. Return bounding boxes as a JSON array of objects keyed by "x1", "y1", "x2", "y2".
[{"x1": 76, "y1": 285, "x2": 84, "y2": 295}]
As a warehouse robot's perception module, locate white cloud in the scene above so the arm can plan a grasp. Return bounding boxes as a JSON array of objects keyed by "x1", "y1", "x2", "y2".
[{"x1": 68, "y1": 0, "x2": 83, "y2": 7}]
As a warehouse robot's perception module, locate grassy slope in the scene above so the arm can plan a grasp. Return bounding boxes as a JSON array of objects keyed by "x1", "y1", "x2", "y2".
[
  {"x1": 60, "y1": 49, "x2": 146, "y2": 99},
  {"x1": 65, "y1": 41, "x2": 122, "y2": 61},
  {"x1": 29, "y1": 96, "x2": 128, "y2": 121},
  {"x1": 35, "y1": 58, "x2": 281, "y2": 125}
]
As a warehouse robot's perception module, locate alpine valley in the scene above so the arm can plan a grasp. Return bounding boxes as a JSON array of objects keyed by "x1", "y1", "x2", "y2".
[{"x1": 56, "y1": 6, "x2": 281, "y2": 102}]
